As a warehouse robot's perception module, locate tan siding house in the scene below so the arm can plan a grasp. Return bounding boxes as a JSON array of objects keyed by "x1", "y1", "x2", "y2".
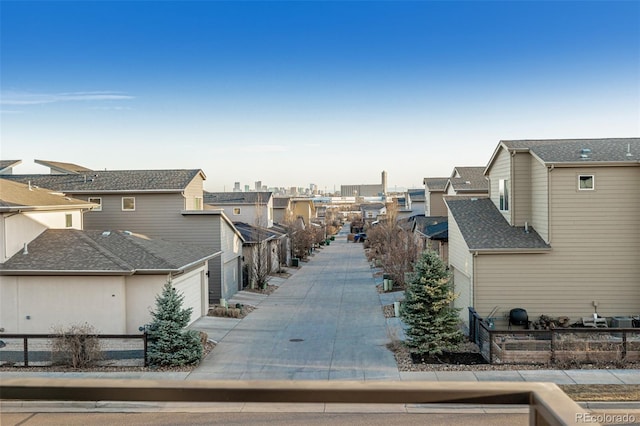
[{"x1": 448, "y1": 138, "x2": 640, "y2": 329}]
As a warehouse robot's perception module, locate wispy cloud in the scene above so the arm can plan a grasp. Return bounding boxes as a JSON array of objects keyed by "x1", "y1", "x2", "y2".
[
  {"x1": 0, "y1": 110, "x2": 24, "y2": 114},
  {"x1": 0, "y1": 91, "x2": 134, "y2": 106},
  {"x1": 242, "y1": 145, "x2": 288, "y2": 153}
]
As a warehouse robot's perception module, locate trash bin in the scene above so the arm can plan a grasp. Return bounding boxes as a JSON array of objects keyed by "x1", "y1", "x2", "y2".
[{"x1": 292, "y1": 258, "x2": 299, "y2": 267}]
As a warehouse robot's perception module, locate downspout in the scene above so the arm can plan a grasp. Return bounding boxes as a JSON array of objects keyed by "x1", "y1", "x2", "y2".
[
  {"x1": 510, "y1": 151, "x2": 516, "y2": 225},
  {"x1": 472, "y1": 251, "x2": 478, "y2": 309},
  {"x1": 548, "y1": 165, "x2": 554, "y2": 244}
]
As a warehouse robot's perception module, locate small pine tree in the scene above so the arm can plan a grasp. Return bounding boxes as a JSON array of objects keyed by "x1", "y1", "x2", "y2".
[
  {"x1": 147, "y1": 281, "x2": 203, "y2": 366},
  {"x1": 400, "y1": 250, "x2": 463, "y2": 357}
]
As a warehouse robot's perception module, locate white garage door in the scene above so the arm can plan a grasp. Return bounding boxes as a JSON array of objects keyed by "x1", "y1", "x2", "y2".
[{"x1": 173, "y1": 268, "x2": 204, "y2": 326}]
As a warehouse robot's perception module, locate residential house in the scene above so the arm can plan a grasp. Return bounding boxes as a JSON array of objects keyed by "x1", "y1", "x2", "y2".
[
  {"x1": 233, "y1": 222, "x2": 287, "y2": 288},
  {"x1": 444, "y1": 166, "x2": 489, "y2": 196},
  {"x1": 361, "y1": 203, "x2": 387, "y2": 225},
  {"x1": 446, "y1": 138, "x2": 640, "y2": 330},
  {"x1": 290, "y1": 198, "x2": 316, "y2": 226},
  {"x1": 423, "y1": 178, "x2": 449, "y2": 216},
  {"x1": 205, "y1": 192, "x2": 274, "y2": 228},
  {"x1": 3, "y1": 167, "x2": 244, "y2": 304},
  {"x1": 396, "y1": 189, "x2": 426, "y2": 220},
  {"x1": 403, "y1": 215, "x2": 449, "y2": 264},
  {"x1": 34, "y1": 159, "x2": 93, "y2": 174},
  {"x1": 273, "y1": 197, "x2": 293, "y2": 224},
  {"x1": 0, "y1": 179, "x2": 217, "y2": 333}
]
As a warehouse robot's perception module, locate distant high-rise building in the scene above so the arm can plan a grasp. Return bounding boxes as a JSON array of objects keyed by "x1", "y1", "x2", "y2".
[
  {"x1": 381, "y1": 170, "x2": 388, "y2": 195},
  {"x1": 255, "y1": 181, "x2": 262, "y2": 191},
  {"x1": 244, "y1": 185, "x2": 250, "y2": 192},
  {"x1": 233, "y1": 182, "x2": 241, "y2": 192}
]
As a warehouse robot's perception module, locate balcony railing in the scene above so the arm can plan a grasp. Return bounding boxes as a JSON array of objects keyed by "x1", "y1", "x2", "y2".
[{"x1": 0, "y1": 378, "x2": 594, "y2": 426}]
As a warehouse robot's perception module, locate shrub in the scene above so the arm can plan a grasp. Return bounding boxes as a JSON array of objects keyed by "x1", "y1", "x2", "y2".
[{"x1": 51, "y1": 323, "x2": 103, "y2": 368}]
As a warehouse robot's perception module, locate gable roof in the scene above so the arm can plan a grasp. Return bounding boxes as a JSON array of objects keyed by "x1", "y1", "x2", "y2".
[
  {"x1": 35, "y1": 159, "x2": 93, "y2": 174},
  {"x1": 0, "y1": 229, "x2": 220, "y2": 275},
  {"x1": 2, "y1": 169, "x2": 206, "y2": 193},
  {"x1": 423, "y1": 178, "x2": 449, "y2": 192},
  {"x1": 273, "y1": 197, "x2": 292, "y2": 209},
  {"x1": 0, "y1": 179, "x2": 97, "y2": 212},
  {"x1": 446, "y1": 166, "x2": 488, "y2": 193},
  {"x1": 486, "y1": 138, "x2": 640, "y2": 173},
  {"x1": 204, "y1": 191, "x2": 273, "y2": 205},
  {"x1": 446, "y1": 197, "x2": 550, "y2": 252},
  {"x1": 408, "y1": 189, "x2": 425, "y2": 202},
  {"x1": 232, "y1": 222, "x2": 284, "y2": 244},
  {"x1": 0, "y1": 160, "x2": 22, "y2": 174}
]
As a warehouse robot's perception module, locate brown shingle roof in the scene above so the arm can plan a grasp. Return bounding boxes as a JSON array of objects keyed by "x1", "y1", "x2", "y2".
[{"x1": 0, "y1": 179, "x2": 96, "y2": 211}]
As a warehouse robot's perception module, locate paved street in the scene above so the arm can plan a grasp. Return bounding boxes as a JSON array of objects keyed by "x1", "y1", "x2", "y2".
[{"x1": 187, "y1": 226, "x2": 400, "y2": 381}]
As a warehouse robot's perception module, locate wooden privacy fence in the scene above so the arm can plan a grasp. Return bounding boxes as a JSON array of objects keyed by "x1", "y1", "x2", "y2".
[
  {"x1": 0, "y1": 333, "x2": 148, "y2": 367},
  {"x1": 469, "y1": 308, "x2": 640, "y2": 365}
]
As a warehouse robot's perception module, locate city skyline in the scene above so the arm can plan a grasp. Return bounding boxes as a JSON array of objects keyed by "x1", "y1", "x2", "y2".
[{"x1": 2, "y1": 1, "x2": 639, "y2": 192}]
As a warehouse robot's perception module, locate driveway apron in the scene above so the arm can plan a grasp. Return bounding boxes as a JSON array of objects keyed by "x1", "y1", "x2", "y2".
[{"x1": 187, "y1": 231, "x2": 400, "y2": 381}]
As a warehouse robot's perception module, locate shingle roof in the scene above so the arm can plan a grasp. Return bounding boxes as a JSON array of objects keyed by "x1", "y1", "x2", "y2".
[
  {"x1": 408, "y1": 189, "x2": 425, "y2": 202},
  {"x1": 423, "y1": 178, "x2": 449, "y2": 191},
  {"x1": 232, "y1": 222, "x2": 284, "y2": 243},
  {"x1": 446, "y1": 197, "x2": 550, "y2": 251},
  {"x1": 0, "y1": 229, "x2": 220, "y2": 274},
  {"x1": 0, "y1": 179, "x2": 97, "y2": 211},
  {"x1": 204, "y1": 191, "x2": 272, "y2": 205},
  {"x1": 412, "y1": 216, "x2": 448, "y2": 238},
  {"x1": 34, "y1": 159, "x2": 93, "y2": 174},
  {"x1": 2, "y1": 169, "x2": 204, "y2": 193},
  {"x1": 273, "y1": 197, "x2": 292, "y2": 208},
  {"x1": 0, "y1": 160, "x2": 22, "y2": 173},
  {"x1": 501, "y1": 138, "x2": 640, "y2": 164},
  {"x1": 447, "y1": 167, "x2": 488, "y2": 193}
]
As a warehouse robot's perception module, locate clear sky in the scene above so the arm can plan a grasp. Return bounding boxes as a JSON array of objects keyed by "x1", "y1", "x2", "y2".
[{"x1": 1, "y1": 1, "x2": 639, "y2": 192}]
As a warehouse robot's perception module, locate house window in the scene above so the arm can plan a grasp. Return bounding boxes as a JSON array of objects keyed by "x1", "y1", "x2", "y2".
[
  {"x1": 194, "y1": 197, "x2": 202, "y2": 210},
  {"x1": 122, "y1": 197, "x2": 136, "y2": 211},
  {"x1": 65, "y1": 214, "x2": 73, "y2": 228},
  {"x1": 88, "y1": 197, "x2": 102, "y2": 211},
  {"x1": 579, "y1": 175, "x2": 594, "y2": 190},
  {"x1": 233, "y1": 208, "x2": 241, "y2": 215},
  {"x1": 499, "y1": 179, "x2": 509, "y2": 211}
]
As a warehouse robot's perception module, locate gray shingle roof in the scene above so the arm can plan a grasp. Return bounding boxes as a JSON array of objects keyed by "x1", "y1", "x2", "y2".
[
  {"x1": 0, "y1": 160, "x2": 22, "y2": 173},
  {"x1": 0, "y1": 229, "x2": 219, "y2": 274},
  {"x1": 446, "y1": 197, "x2": 550, "y2": 251},
  {"x1": 273, "y1": 197, "x2": 292, "y2": 208},
  {"x1": 233, "y1": 222, "x2": 284, "y2": 243},
  {"x1": 0, "y1": 179, "x2": 97, "y2": 211},
  {"x1": 501, "y1": 138, "x2": 640, "y2": 163},
  {"x1": 423, "y1": 178, "x2": 449, "y2": 191},
  {"x1": 2, "y1": 169, "x2": 204, "y2": 193},
  {"x1": 408, "y1": 189, "x2": 425, "y2": 202},
  {"x1": 204, "y1": 191, "x2": 272, "y2": 205}
]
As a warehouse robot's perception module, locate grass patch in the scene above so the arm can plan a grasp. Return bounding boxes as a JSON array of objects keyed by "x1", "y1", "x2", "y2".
[{"x1": 560, "y1": 384, "x2": 640, "y2": 402}]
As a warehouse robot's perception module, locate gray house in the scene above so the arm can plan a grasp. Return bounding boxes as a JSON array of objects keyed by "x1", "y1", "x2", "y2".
[
  {"x1": 204, "y1": 192, "x2": 274, "y2": 228},
  {"x1": 3, "y1": 167, "x2": 244, "y2": 304}
]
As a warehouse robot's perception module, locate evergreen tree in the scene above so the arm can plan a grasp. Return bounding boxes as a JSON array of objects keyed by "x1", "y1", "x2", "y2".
[
  {"x1": 147, "y1": 281, "x2": 203, "y2": 366},
  {"x1": 400, "y1": 250, "x2": 463, "y2": 356}
]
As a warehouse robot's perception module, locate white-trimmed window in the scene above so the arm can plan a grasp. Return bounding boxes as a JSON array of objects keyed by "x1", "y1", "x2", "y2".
[
  {"x1": 65, "y1": 214, "x2": 73, "y2": 228},
  {"x1": 88, "y1": 197, "x2": 102, "y2": 211},
  {"x1": 122, "y1": 197, "x2": 136, "y2": 211},
  {"x1": 579, "y1": 175, "x2": 594, "y2": 190},
  {"x1": 499, "y1": 179, "x2": 509, "y2": 211},
  {"x1": 194, "y1": 197, "x2": 202, "y2": 210},
  {"x1": 233, "y1": 207, "x2": 241, "y2": 215}
]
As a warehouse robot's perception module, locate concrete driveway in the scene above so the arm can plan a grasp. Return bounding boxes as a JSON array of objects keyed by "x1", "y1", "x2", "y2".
[{"x1": 187, "y1": 228, "x2": 400, "y2": 381}]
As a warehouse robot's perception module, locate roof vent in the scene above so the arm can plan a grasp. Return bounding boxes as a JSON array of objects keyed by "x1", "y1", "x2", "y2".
[
  {"x1": 102, "y1": 231, "x2": 111, "y2": 236},
  {"x1": 123, "y1": 230, "x2": 132, "y2": 236},
  {"x1": 626, "y1": 143, "x2": 633, "y2": 158},
  {"x1": 22, "y1": 243, "x2": 28, "y2": 255},
  {"x1": 580, "y1": 148, "x2": 592, "y2": 160}
]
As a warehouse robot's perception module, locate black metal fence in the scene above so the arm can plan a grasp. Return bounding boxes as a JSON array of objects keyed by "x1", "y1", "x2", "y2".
[{"x1": 0, "y1": 333, "x2": 147, "y2": 367}]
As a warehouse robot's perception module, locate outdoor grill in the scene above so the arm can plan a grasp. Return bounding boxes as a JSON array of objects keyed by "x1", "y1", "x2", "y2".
[{"x1": 508, "y1": 308, "x2": 529, "y2": 329}]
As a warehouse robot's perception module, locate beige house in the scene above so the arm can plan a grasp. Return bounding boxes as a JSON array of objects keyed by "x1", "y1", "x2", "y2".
[
  {"x1": 290, "y1": 198, "x2": 316, "y2": 226},
  {"x1": 0, "y1": 180, "x2": 217, "y2": 334},
  {"x1": 4, "y1": 166, "x2": 244, "y2": 304},
  {"x1": 423, "y1": 177, "x2": 449, "y2": 216},
  {"x1": 272, "y1": 197, "x2": 293, "y2": 224},
  {"x1": 446, "y1": 138, "x2": 640, "y2": 329},
  {"x1": 444, "y1": 166, "x2": 489, "y2": 196}
]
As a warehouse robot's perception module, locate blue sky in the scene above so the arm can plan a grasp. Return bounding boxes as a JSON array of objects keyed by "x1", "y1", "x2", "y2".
[{"x1": 1, "y1": 1, "x2": 638, "y2": 192}]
